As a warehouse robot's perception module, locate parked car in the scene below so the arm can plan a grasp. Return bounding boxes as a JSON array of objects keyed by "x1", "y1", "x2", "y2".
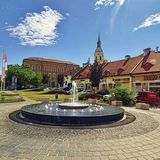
[
  {"x1": 83, "y1": 89, "x2": 92, "y2": 93},
  {"x1": 77, "y1": 88, "x2": 84, "y2": 92},
  {"x1": 97, "y1": 89, "x2": 110, "y2": 95},
  {"x1": 66, "y1": 89, "x2": 74, "y2": 94},
  {"x1": 137, "y1": 91, "x2": 160, "y2": 106},
  {"x1": 63, "y1": 87, "x2": 71, "y2": 91}
]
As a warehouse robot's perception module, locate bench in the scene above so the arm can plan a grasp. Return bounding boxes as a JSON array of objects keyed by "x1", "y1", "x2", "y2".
[
  {"x1": 136, "y1": 103, "x2": 149, "y2": 110},
  {"x1": 1, "y1": 93, "x2": 23, "y2": 103},
  {"x1": 88, "y1": 98, "x2": 97, "y2": 104},
  {"x1": 111, "y1": 100, "x2": 123, "y2": 106}
]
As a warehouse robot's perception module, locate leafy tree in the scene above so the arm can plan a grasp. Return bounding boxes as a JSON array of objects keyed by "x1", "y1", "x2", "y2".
[
  {"x1": 32, "y1": 73, "x2": 42, "y2": 88},
  {"x1": 6, "y1": 64, "x2": 42, "y2": 89},
  {"x1": 42, "y1": 74, "x2": 50, "y2": 85},
  {"x1": 89, "y1": 60, "x2": 102, "y2": 90},
  {"x1": 57, "y1": 74, "x2": 64, "y2": 87}
]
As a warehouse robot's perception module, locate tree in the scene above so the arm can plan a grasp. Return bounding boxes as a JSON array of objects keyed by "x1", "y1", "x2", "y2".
[
  {"x1": 57, "y1": 74, "x2": 64, "y2": 87},
  {"x1": 42, "y1": 74, "x2": 50, "y2": 85},
  {"x1": 6, "y1": 64, "x2": 42, "y2": 89},
  {"x1": 89, "y1": 61, "x2": 102, "y2": 91},
  {"x1": 32, "y1": 73, "x2": 42, "y2": 88}
]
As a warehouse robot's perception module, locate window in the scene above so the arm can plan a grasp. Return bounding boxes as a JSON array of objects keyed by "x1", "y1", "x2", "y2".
[
  {"x1": 32, "y1": 65, "x2": 35, "y2": 71},
  {"x1": 150, "y1": 82, "x2": 160, "y2": 86},
  {"x1": 136, "y1": 83, "x2": 141, "y2": 86},
  {"x1": 44, "y1": 66, "x2": 47, "y2": 71},
  {"x1": 38, "y1": 65, "x2": 41, "y2": 71},
  {"x1": 114, "y1": 79, "x2": 121, "y2": 82}
]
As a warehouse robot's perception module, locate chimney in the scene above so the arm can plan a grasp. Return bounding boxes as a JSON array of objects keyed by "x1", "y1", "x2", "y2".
[
  {"x1": 143, "y1": 48, "x2": 151, "y2": 56},
  {"x1": 87, "y1": 57, "x2": 90, "y2": 64},
  {"x1": 125, "y1": 55, "x2": 131, "y2": 60},
  {"x1": 156, "y1": 46, "x2": 159, "y2": 52}
]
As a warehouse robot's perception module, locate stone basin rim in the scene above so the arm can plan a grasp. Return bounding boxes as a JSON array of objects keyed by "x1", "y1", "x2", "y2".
[{"x1": 58, "y1": 102, "x2": 89, "y2": 109}]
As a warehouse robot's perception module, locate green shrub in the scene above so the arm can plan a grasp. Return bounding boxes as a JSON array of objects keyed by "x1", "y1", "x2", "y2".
[
  {"x1": 78, "y1": 93, "x2": 90, "y2": 100},
  {"x1": 79, "y1": 93, "x2": 102, "y2": 100},
  {"x1": 109, "y1": 87, "x2": 137, "y2": 106}
]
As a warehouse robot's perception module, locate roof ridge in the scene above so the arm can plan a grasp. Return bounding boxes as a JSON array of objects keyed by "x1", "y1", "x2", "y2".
[
  {"x1": 72, "y1": 64, "x2": 90, "y2": 79},
  {"x1": 108, "y1": 54, "x2": 143, "y2": 63},
  {"x1": 130, "y1": 56, "x2": 144, "y2": 74},
  {"x1": 24, "y1": 57, "x2": 78, "y2": 65}
]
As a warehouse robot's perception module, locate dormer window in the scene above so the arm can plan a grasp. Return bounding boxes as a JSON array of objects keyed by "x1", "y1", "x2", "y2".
[
  {"x1": 117, "y1": 68, "x2": 124, "y2": 75},
  {"x1": 143, "y1": 62, "x2": 153, "y2": 71}
]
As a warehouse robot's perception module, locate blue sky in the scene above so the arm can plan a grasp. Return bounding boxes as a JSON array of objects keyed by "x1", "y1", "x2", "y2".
[{"x1": 0, "y1": 0, "x2": 160, "y2": 67}]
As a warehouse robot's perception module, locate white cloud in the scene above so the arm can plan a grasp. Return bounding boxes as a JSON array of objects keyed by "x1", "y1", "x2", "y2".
[
  {"x1": 95, "y1": 0, "x2": 125, "y2": 10},
  {"x1": 133, "y1": 13, "x2": 160, "y2": 32},
  {"x1": 7, "y1": 6, "x2": 63, "y2": 46}
]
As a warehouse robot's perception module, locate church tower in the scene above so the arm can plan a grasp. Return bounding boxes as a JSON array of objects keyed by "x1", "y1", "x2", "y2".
[{"x1": 94, "y1": 34, "x2": 105, "y2": 64}]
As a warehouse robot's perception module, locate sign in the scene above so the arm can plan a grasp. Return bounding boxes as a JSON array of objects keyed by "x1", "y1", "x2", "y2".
[
  {"x1": 100, "y1": 79, "x2": 106, "y2": 83},
  {"x1": 11, "y1": 76, "x2": 17, "y2": 90},
  {"x1": 144, "y1": 74, "x2": 160, "y2": 81}
]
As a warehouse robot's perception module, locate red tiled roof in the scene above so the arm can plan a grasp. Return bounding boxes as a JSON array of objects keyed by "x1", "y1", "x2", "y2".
[
  {"x1": 64, "y1": 67, "x2": 81, "y2": 76},
  {"x1": 132, "y1": 52, "x2": 160, "y2": 74},
  {"x1": 102, "y1": 54, "x2": 143, "y2": 76},
  {"x1": 73, "y1": 64, "x2": 91, "y2": 80},
  {"x1": 23, "y1": 57, "x2": 79, "y2": 65},
  {"x1": 69, "y1": 51, "x2": 160, "y2": 80}
]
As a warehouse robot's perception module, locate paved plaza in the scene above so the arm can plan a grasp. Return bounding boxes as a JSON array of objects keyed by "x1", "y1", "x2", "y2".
[{"x1": 0, "y1": 100, "x2": 160, "y2": 160}]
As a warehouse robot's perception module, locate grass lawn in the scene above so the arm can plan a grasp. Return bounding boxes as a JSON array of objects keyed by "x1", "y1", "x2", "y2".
[
  {"x1": 0, "y1": 91, "x2": 23, "y2": 103},
  {"x1": 14, "y1": 89, "x2": 72, "y2": 101}
]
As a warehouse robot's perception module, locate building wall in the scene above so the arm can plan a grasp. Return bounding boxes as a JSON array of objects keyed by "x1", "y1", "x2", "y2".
[
  {"x1": 100, "y1": 75, "x2": 132, "y2": 91},
  {"x1": 64, "y1": 75, "x2": 72, "y2": 88},
  {"x1": 75, "y1": 73, "x2": 160, "y2": 93},
  {"x1": 132, "y1": 72, "x2": 160, "y2": 92},
  {"x1": 75, "y1": 75, "x2": 132, "y2": 91},
  {"x1": 23, "y1": 59, "x2": 79, "y2": 87},
  {"x1": 74, "y1": 79, "x2": 91, "y2": 90}
]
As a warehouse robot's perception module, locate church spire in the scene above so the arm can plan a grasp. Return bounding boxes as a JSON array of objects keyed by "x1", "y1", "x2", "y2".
[
  {"x1": 94, "y1": 33, "x2": 105, "y2": 64},
  {"x1": 97, "y1": 33, "x2": 101, "y2": 48},
  {"x1": 95, "y1": 33, "x2": 103, "y2": 52}
]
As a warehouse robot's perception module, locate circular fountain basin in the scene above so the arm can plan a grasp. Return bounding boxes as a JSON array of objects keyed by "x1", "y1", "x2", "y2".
[
  {"x1": 18, "y1": 102, "x2": 124, "y2": 126},
  {"x1": 59, "y1": 102, "x2": 89, "y2": 109}
]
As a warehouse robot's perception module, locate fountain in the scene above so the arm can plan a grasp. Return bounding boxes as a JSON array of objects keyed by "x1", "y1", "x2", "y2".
[
  {"x1": 10, "y1": 81, "x2": 124, "y2": 126},
  {"x1": 59, "y1": 81, "x2": 89, "y2": 109}
]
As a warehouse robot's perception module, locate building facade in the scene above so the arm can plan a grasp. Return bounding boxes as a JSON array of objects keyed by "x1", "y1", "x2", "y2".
[
  {"x1": 73, "y1": 35, "x2": 160, "y2": 92},
  {"x1": 131, "y1": 49, "x2": 160, "y2": 92},
  {"x1": 23, "y1": 57, "x2": 79, "y2": 87}
]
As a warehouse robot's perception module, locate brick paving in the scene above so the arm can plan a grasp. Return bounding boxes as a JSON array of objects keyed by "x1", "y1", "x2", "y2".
[{"x1": 0, "y1": 100, "x2": 160, "y2": 160}]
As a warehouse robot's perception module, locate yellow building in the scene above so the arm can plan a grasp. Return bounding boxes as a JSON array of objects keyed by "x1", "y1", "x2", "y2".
[
  {"x1": 73, "y1": 35, "x2": 160, "y2": 93},
  {"x1": 73, "y1": 64, "x2": 92, "y2": 90}
]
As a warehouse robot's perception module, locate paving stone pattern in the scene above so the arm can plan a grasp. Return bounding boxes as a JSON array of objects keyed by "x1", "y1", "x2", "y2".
[{"x1": 0, "y1": 101, "x2": 160, "y2": 160}]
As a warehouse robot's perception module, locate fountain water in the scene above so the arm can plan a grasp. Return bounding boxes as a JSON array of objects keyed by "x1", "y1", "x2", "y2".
[
  {"x1": 58, "y1": 81, "x2": 89, "y2": 109},
  {"x1": 72, "y1": 81, "x2": 78, "y2": 102}
]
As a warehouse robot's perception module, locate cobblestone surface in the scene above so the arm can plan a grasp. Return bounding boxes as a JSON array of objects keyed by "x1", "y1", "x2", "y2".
[{"x1": 0, "y1": 101, "x2": 160, "y2": 160}]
